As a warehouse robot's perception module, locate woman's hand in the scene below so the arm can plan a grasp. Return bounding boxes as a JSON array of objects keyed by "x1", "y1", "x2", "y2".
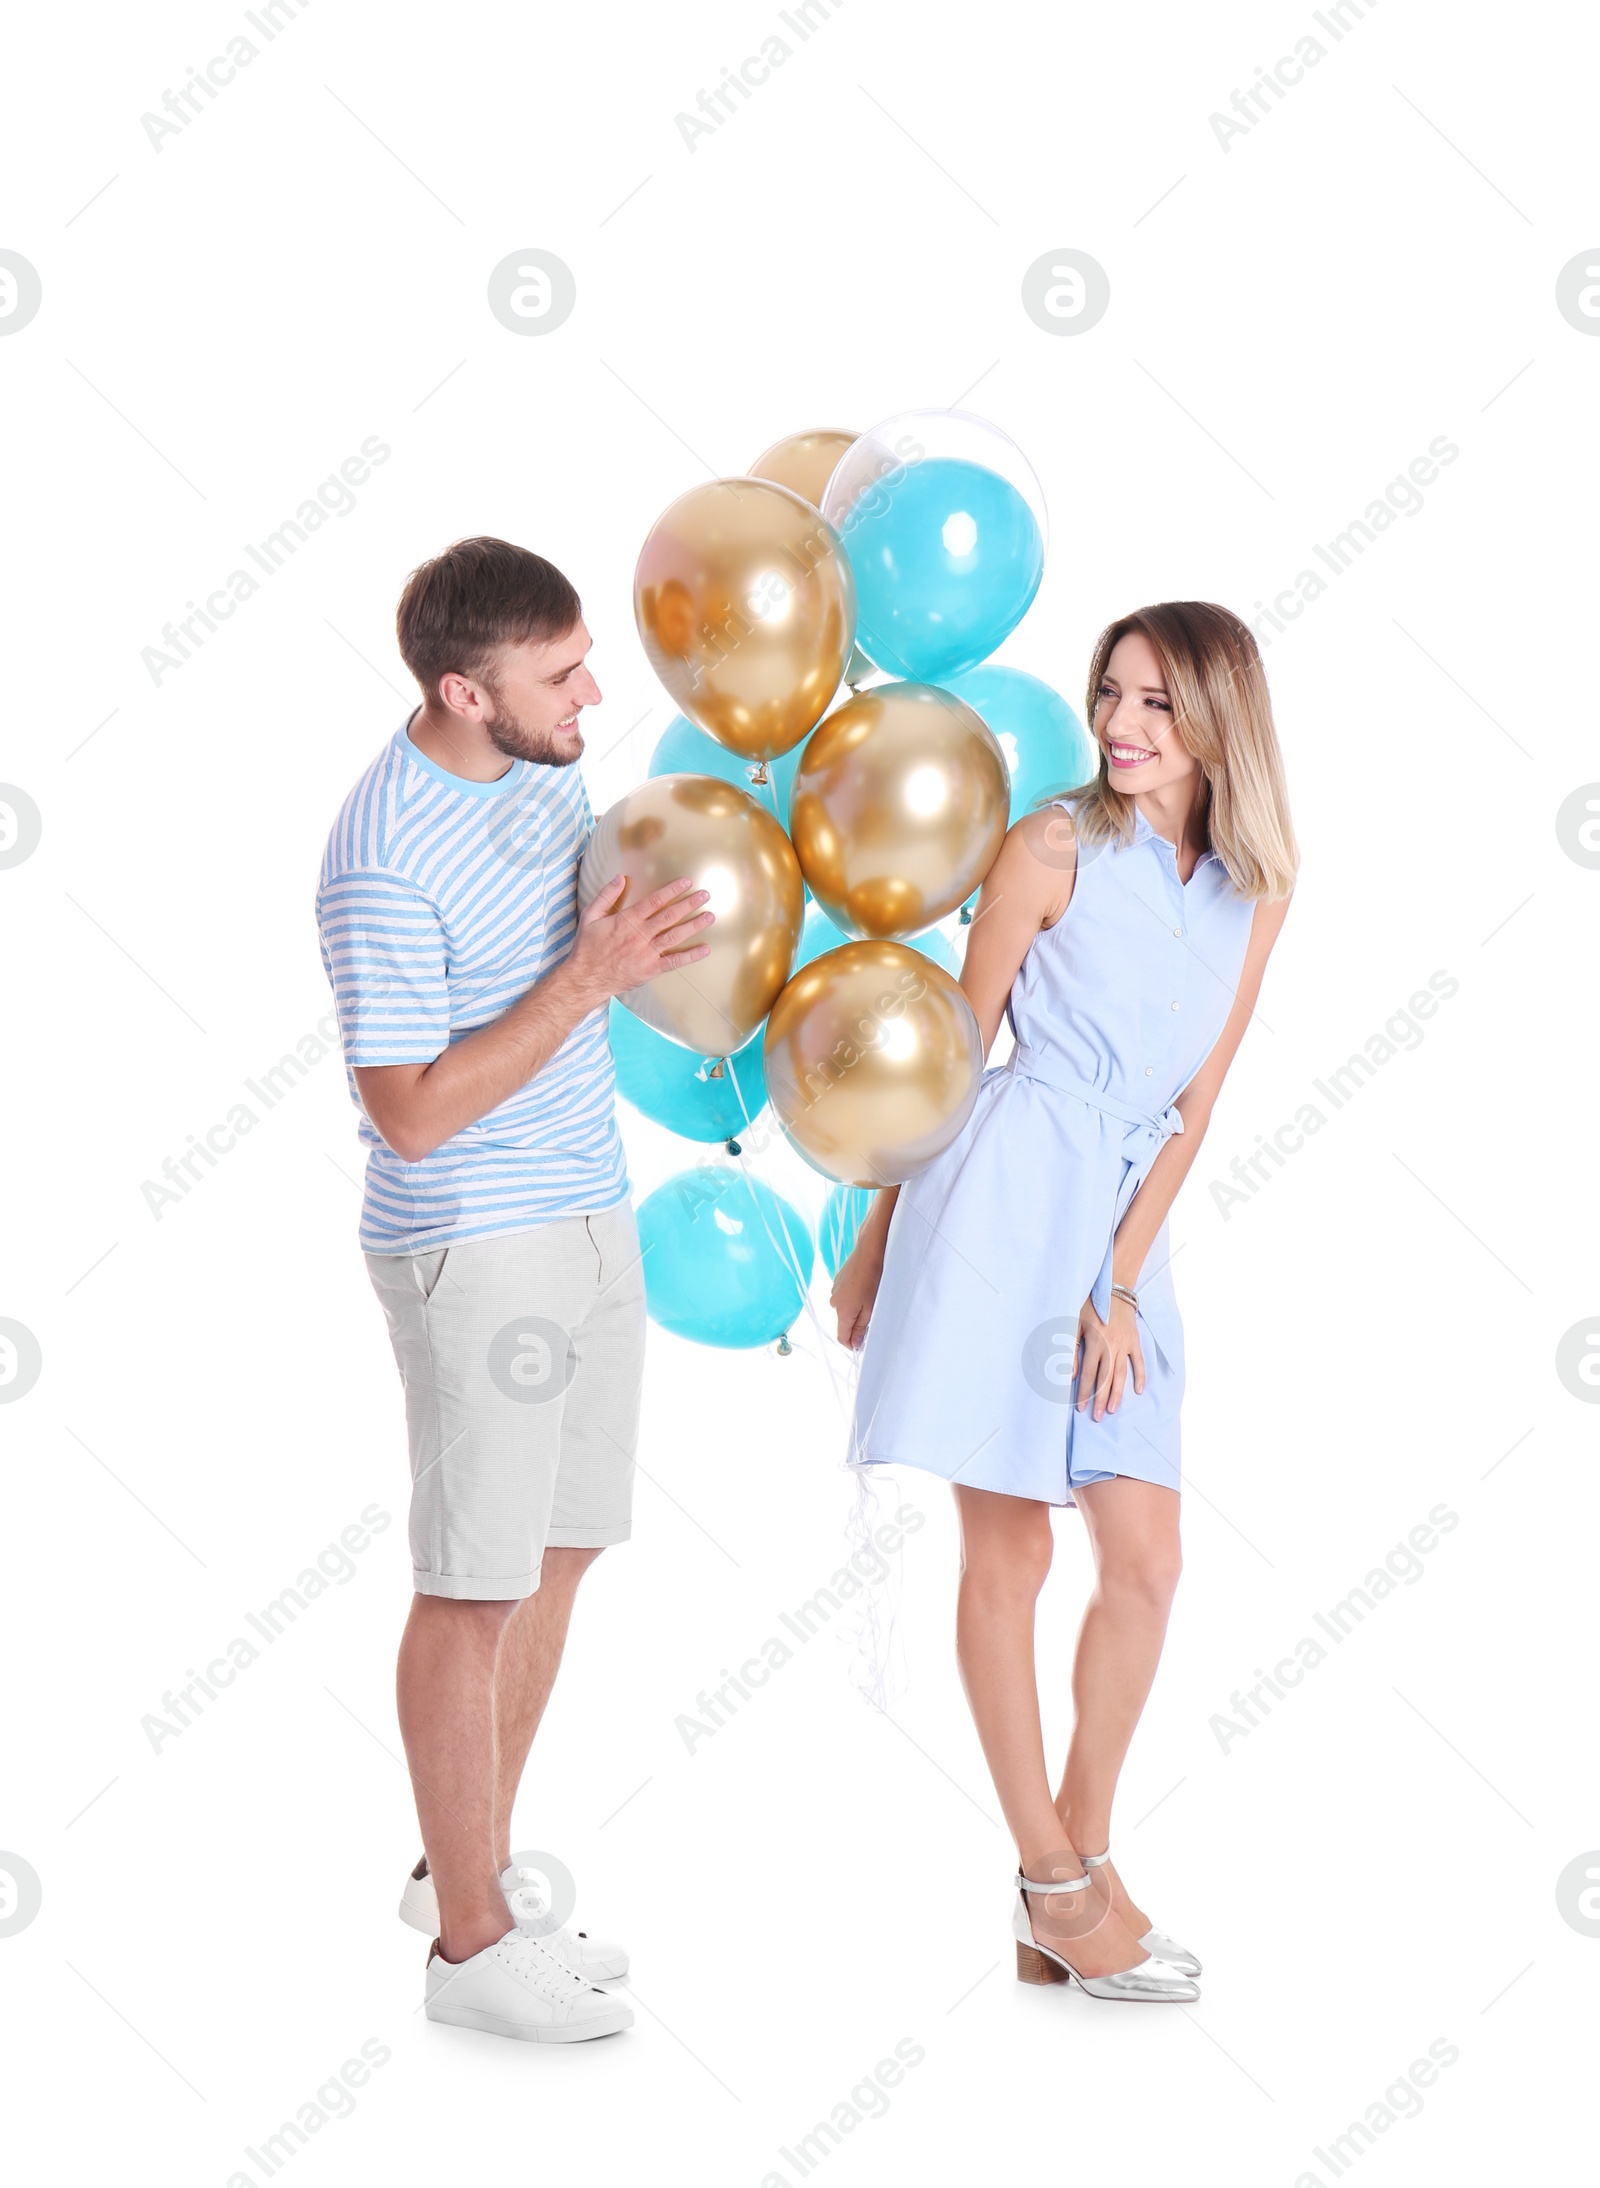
[
  {"x1": 832, "y1": 1239, "x2": 885, "y2": 1351},
  {"x1": 1075, "y1": 1292, "x2": 1145, "y2": 1420}
]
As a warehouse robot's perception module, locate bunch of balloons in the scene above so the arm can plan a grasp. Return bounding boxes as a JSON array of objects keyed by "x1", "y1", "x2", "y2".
[{"x1": 580, "y1": 411, "x2": 1097, "y2": 1349}]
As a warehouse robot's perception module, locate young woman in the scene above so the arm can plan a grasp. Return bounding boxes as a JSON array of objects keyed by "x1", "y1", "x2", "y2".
[{"x1": 833, "y1": 601, "x2": 1296, "y2": 2002}]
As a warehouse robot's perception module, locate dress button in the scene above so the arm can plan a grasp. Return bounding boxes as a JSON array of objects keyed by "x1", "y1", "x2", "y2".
[
  {"x1": 1173, "y1": 927, "x2": 1183, "y2": 937},
  {"x1": 1170, "y1": 1000, "x2": 1180, "y2": 1011},
  {"x1": 1144, "y1": 1065, "x2": 1154, "y2": 1076}
]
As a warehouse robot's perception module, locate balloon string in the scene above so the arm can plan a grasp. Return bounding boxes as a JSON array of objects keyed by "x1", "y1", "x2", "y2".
[
  {"x1": 840, "y1": 1460, "x2": 907, "y2": 1713},
  {"x1": 722, "y1": 1044, "x2": 900, "y2": 1707},
  {"x1": 725, "y1": 1119, "x2": 851, "y2": 1415},
  {"x1": 729, "y1": 1128, "x2": 850, "y2": 1416},
  {"x1": 724, "y1": 1060, "x2": 854, "y2": 1423},
  {"x1": 719, "y1": 1018, "x2": 907, "y2": 1708}
]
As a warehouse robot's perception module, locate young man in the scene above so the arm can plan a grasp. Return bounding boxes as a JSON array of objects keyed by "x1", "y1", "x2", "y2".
[{"x1": 317, "y1": 537, "x2": 712, "y2": 2044}]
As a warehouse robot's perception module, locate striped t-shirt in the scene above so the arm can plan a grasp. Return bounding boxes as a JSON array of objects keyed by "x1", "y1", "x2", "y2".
[{"x1": 317, "y1": 720, "x2": 628, "y2": 1254}]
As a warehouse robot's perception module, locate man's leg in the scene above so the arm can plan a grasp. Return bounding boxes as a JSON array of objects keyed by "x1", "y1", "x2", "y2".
[
  {"x1": 490, "y1": 1545, "x2": 602, "y2": 1871},
  {"x1": 370, "y1": 1228, "x2": 613, "y2": 1966},
  {"x1": 396, "y1": 1593, "x2": 518, "y2": 1964},
  {"x1": 496, "y1": 1204, "x2": 643, "y2": 1869}
]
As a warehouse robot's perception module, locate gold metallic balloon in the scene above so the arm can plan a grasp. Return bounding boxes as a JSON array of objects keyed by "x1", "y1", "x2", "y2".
[
  {"x1": 748, "y1": 428, "x2": 858, "y2": 513},
  {"x1": 763, "y1": 941, "x2": 983, "y2": 1186},
  {"x1": 789, "y1": 682, "x2": 1010, "y2": 940},
  {"x1": 578, "y1": 774, "x2": 805, "y2": 1057},
  {"x1": 634, "y1": 477, "x2": 857, "y2": 765}
]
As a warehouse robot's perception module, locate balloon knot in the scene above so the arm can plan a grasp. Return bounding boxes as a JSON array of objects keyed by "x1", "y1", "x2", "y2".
[
  {"x1": 776, "y1": 1332, "x2": 793, "y2": 1356},
  {"x1": 959, "y1": 905, "x2": 973, "y2": 925},
  {"x1": 746, "y1": 761, "x2": 770, "y2": 786},
  {"x1": 707, "y1": 1056, "x2": 726, "y2": 1079},
  {"x1": 725, "y1": 1136, "x2": 742, "y2": 1157}
]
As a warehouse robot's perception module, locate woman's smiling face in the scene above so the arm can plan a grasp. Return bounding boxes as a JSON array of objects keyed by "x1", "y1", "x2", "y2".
[{"x1": 1093, "y1": 630, "x2": 1201, "y2": 798}]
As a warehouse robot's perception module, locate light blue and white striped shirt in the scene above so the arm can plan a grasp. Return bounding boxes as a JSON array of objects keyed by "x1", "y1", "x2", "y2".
[{"x1": 317, "y1": 720, "x2": 627, "y2": 1254}]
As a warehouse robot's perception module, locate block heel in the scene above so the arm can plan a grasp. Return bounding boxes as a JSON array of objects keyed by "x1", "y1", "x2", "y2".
[{"x1": 1016, "y1": 1939, "x2": 1069, "y2": 1985}]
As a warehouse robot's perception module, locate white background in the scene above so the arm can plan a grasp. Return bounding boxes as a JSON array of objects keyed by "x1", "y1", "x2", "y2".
[{"x1": 2, "y1": 1, "x2": 1595, "y2": 2182}]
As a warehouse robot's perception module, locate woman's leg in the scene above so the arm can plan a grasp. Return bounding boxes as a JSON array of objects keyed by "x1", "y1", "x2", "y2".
[
  {"x1": 1052, "y1": 1476, "x2": 1183, "y2": 1938},
  {"x1": 953, "y1": 1484, "x2": 1145, "y2": 1977}
]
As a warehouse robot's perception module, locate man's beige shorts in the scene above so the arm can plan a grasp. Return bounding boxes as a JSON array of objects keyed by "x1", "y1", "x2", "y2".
[{"x1": 366, "y1": 1202, "x2": 646, "y2": 1600}]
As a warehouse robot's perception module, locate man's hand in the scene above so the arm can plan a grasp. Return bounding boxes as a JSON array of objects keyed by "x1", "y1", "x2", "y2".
[
  {"x1": 355, "y1": 875, "x2": 714, "y2": 1165},
  {"x1": 567, "y1": 873, "x2": 714, "y2": 1005}
]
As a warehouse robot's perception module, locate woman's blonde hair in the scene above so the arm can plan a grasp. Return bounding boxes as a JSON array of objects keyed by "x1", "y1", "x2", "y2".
[{"x1": 1043, "y1": 601, "x2": 1298, "y2": 901}]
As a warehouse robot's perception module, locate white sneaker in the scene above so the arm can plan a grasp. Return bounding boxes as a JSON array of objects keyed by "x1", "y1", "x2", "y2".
[
  {"x1": 424, "y1": 1927, "x2": 633, "y2": 2044},
  {"x1": 399, "y1": 1857, "x2": 630, "y2": 1981}
]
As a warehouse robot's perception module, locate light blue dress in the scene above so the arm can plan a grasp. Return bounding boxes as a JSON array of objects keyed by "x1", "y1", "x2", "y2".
[{"x1": 850, "y1": 801, "x2": 1255, "y2": 1505}]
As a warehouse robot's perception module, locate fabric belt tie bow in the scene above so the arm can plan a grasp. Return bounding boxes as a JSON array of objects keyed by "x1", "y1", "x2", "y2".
[
  {"x1": 1008, "y1": 1044, "x2": 1184, "y2": 1187},
  {"x1": 1008, "y1": 1044, "x2": 1183, "y2": 1371}
]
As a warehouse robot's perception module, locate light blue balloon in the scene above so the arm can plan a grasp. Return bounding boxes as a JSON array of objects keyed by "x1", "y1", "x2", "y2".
[
  {"x1": 792, "y1": 902, "x2": 960, "y2": 974},
  {"x1": 608, "y1": 1002, "x2": 767, "y2": 1143},
  {"x1": 648, "y1": 715, "x2": 788, "y2": 826},
  {"x1": 648, "y1": 714, "x2": 746, "y2": 788},
  {"x1": 768, "y1": 728, "x2": 813, "y2": 830},
  {"x1": 909, "y1": 924, "x2": 960, "y2": 976},
  {"x1": 649, "y1": 714, "x2": 823, "y2": 859},
  {"x1": 840, "y1": 456, "x2": 1044, "y2": 683},
  {"x1": 940, "y1": 664, "x2": 1098, "y2": 822},
  {"x1": 637, "y1": 1168, "x2": 814, "y2": 1348},
  {"x1": 818, "y1": 1184, "x2": 876, "y2": 1277}
]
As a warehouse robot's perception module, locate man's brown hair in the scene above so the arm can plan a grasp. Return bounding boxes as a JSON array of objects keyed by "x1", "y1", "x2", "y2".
[{"x1": 395, "y1": 537, "x2": 582, "y2": 698}]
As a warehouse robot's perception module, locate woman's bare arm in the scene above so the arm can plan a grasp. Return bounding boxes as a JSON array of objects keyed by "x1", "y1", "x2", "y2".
[
  {"x1": 831, "y1": 808, "x2": 1075, "y2": 1346},
  {"x1": 1107, "y1": 893, "x2": 1292, "y2": 1290}
]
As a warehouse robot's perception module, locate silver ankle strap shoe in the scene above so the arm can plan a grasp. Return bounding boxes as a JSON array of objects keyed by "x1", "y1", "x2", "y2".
[
  {"x1": 1080, "y1": 1848, "x2": 1202, "y2": 1978},
  {"x1": 1012, "y1": 1867, "x2": 1199, "y2": 2002}
]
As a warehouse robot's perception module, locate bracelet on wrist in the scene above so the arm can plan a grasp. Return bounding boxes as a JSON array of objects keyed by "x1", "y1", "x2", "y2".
[{"x1": 1109, "y1": 1282, "x2": 1139, "y2": 1312}]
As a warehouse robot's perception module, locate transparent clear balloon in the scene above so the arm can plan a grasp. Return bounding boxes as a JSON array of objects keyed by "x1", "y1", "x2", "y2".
[
  {"x1": 819, "y1": 411, "x2": 1049, "y2": 682},
  {"x1": 820, "y1": 408, "x2": 1049, "y2": 546}
]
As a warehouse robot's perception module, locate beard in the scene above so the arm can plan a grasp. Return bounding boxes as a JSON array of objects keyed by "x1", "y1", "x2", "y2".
[{"x1": 482, "y1": 688, "x2": 583, "y2": 767}]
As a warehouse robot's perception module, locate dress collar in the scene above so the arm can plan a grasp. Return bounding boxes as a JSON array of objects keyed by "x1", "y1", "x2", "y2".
[{"x1": 1130, "y1": 802, "x2": 1215, "y2": 868}]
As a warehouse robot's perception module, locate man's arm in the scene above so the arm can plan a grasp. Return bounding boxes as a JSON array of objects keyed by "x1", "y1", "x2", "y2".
[{"x1": 355, "y1": 872, "x2": 712, "y2": 1164}]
